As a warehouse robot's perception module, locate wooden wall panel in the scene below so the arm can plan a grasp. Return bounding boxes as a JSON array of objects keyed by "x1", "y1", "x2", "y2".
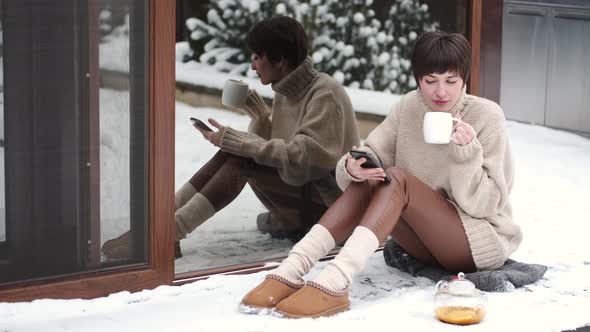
[
  {"x1": 469, "y1": 0, "x2": 482, "y2": 96},
  {"x1": 479, "y1": 0, "x2": 503, "y2": 102}
]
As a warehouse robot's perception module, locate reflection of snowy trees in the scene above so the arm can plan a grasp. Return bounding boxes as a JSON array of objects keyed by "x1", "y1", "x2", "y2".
[
  {"x1": 184, "y1": 0, "x2": 301, "y2": 76},
  {"x1": 99, "y1": 1, "x2": 129, "y2": 38},
  {"x1": 186, "y1": 0, "x2": 438, "y2": 94}
]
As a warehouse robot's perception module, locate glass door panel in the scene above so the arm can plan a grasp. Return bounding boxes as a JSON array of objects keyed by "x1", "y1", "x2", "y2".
[
  {"x1": 0, "y1": 0, "x2": 149, "y2": 286},
  {"x1": 174, "y1": 0, "x2": 470, "y2": 277}
]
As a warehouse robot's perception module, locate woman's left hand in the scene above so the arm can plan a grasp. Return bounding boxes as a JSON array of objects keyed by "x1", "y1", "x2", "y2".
[
  {"x1": 451, "y1": 113, "x2": 475, "y2": 146},
  {"x1": 197, "y1": 118, "x2": 225, "y2": 147}
]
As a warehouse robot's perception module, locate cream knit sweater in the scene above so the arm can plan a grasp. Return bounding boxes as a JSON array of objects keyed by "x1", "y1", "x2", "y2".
[
  {"x1": 220, "y1": 57, "x2": 360, "y2": 206},
  {"x1": 335, "y1": 89, "x2": 522, "y2": 270}
]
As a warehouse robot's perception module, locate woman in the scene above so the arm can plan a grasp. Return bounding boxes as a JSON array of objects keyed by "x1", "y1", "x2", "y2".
[
  {"x1": 239, "y1": 31, "x2": 522, "y2": 318},
  {"x1": 101, "y1": 16, "x2": 360, "y2": 260}
]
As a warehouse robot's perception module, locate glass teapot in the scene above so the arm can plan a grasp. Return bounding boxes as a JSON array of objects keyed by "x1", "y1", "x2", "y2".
[{"x1": 434, "y1": 272, "x2": 487, "y2": 325}]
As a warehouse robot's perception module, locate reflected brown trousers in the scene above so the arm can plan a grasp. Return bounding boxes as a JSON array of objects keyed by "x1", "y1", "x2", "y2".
[
  {"x1": 319, "y1": 167, "x2": 476, "y2": 273},
  {"x1": 188, "y1": 151, "x2": 327, "y2": 237}
]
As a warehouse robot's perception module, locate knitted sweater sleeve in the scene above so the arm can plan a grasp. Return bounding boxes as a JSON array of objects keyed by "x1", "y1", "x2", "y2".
[
  {"x1": 335, "y1": 102, "x2": 400, "y2": 190},
  {"x1": 448, "y1": 103, "x2": 512, "y2": 219},
  {"x1": 242, "y1": 89, "x2": 272, "y2": 140},
  {"x1": 220, "y1": 91, "x2": 346, "y2": 186}
]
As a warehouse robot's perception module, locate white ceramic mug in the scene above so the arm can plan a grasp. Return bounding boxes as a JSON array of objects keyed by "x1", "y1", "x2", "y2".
[
  {"x1": 423, "y1": 112, "x2": 463, "y2": 144},
  {"x1": 221, "y1": 79, "x2": 249, "y2": 108}
]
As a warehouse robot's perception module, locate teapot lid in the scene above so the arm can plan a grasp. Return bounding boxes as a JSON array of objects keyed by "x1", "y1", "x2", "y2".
[{"x1": 447, "y1": 272, "x2": 477, "y2": 295}]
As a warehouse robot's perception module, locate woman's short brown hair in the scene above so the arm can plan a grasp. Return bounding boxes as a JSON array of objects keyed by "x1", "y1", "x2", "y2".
[
  {"x1": 411, "y1": 31, "x2": 471, "y2": 85},
  {"x1": 246, "y1": 16, "x2": 308, "y2": 70}
]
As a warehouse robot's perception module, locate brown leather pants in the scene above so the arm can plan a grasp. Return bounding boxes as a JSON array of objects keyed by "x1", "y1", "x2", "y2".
[
  {"x1": 319, "y1": 167, "x2": 476, "y2": 273},
  {"x1": 187, "y1": 151, "x2": 327, "y2": 233}
]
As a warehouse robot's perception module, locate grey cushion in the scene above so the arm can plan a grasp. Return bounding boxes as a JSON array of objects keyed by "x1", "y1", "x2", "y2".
[{"x1": 383, "y1": 240, "x2": 548, "y2": 292}]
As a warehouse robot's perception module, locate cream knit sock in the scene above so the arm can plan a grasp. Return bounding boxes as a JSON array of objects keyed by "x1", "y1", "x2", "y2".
[
  {"x1": 273, "y1": 224, "x2": 336, "y2": 285},
  {"x1": 175, "y1": 182, "x2": 197, "y2": 210},
  {"x1": 175, "y1": 193, "x2": 216, "y2": 240},
  {"x1": 313, "y1": 226, "x2": 379, "y2": 291}
]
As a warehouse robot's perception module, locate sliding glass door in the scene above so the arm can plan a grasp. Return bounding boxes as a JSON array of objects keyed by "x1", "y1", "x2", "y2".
[{"x1": 0, "y1": 0, "x2": 174, "y2": 300}]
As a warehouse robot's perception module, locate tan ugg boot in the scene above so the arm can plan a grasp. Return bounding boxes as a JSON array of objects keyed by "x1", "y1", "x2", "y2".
[
  {"x1": 274, "y1": 226, "x2": 378, "y2": 318},
  {"x1": 239, "y1": 224, "x2": 335, "y2": 313},
  {"x1": 274, "y1": 282, "x2": 350, "y2": 318},
  {"x1": 239, "y1": 274, "x2": 302, "y2": 314}
]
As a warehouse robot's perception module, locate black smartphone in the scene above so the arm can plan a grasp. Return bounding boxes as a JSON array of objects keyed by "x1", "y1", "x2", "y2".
[
  {"x1": 190, "y1": 117, "x2": 213, "y2": 132},
  {"x1": 349, "y1": 149, "x2": 391, "y2": 183}
]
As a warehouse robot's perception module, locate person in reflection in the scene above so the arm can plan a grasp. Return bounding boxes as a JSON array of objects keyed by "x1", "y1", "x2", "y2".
[
  {"x1": 101, "y1": 16, "x2": 360, "y2": 260},
  {"x1": 239, "y1": 31, "x2": 522, "y2": 318}
]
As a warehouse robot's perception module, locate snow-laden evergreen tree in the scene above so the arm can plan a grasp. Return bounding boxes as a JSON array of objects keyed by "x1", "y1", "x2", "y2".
[
  {"x1": 379, "y1": 0, "x2": 439, "y2": 92},
  {"x1": 98, "y1": 1, "x2": 129, "y2": 40},
  {"x1": 306, "y1": 0, "x2": 383, "y2": 90},
  {"x1": 307, "y1": 0, "x2": 438, "y2": 93},
  {"x1": 185, "y1": 0, "x2": 438, "y2": 93},
  {"x1": 186, "y1": 0, "x2": 302, "y2": 76}
]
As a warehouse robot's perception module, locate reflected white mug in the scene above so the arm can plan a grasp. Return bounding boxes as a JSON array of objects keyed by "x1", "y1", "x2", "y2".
[
  {"x1": 423, "y1": 112, "x2": 463, "y2": 144},
  {"x1": 221, "y1": 79, "x2": 249, "y2": 108}
]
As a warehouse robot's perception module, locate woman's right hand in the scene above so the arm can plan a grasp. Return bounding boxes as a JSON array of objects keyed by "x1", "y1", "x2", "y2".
[{"x1": 345, "y1": 147, "x2": 388, "y2": 181}]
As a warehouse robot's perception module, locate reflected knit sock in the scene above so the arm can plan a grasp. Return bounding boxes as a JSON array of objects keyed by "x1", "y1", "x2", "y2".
[
  {"x1": 313, "y1": 226, "x2": 379, "y2": 291},
  {"x1": 273, "y1": 224, "x2": 336, "y2": 286},
  {"x1": 175, "y1": 182, "x2": 197, "y2": 210},
  {"x1": 175, "y1": 193, "x2": 216, "y2": 240}
]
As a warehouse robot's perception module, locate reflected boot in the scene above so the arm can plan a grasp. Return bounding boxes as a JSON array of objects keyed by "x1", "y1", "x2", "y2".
[
  {"x1": 101, "y1": 231, "x2": 131, "y2": 260},
  {"x1": 174, "y1": 241, "x2": 183, "y2": 259},
  {"x1": 256, "y1": 211, "x2": 307, "y2": 242},
  {"x1": 275, "y1": 226, "x2": 378, "y2": 318},
  {"x1": 101, "y1": 183, "x2": 200, "y2": 260},
  {"x1": 175, "y1": 193, "x2": 216, "y2": 259},
  {"x1": 239, "y1": 224, "x2": 335, "y2": 313},
  {"x1": 174, "y1": 182, "x2": 201, "y2": 259},
  {"x1": 101, "y1": 231, "x2": 183, "y2": 260}
]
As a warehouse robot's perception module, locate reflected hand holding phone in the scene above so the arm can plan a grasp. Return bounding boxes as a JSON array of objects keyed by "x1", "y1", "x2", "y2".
[{"x1": 190, "y1": 117, "x2": 213, "y2": 132}]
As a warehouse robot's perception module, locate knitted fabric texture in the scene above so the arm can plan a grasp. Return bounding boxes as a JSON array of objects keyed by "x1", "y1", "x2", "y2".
[
  {"x1": 335, "y1": 89, "x2": 522, "y2": 270},
  {"x1": 313, "y1": 226, "x2": 379, "y2": 291},
  {"x1": 175, "y1": 182, "x2": 197, "y2": 210},
  {"x1": 273, "y1": 224, "x2": 336, "y2": 285},
  {"x1": 175, "y1": 193, "x2": 216, "y2": 240},
  {"x1": 242, "y1": 89, "x2": 271, "y2": 120}
]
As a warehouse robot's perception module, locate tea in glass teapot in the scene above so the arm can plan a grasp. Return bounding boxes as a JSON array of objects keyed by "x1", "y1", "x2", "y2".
[{"x1": 434, "y1": 272, "x2": 487, "y2": 325}]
